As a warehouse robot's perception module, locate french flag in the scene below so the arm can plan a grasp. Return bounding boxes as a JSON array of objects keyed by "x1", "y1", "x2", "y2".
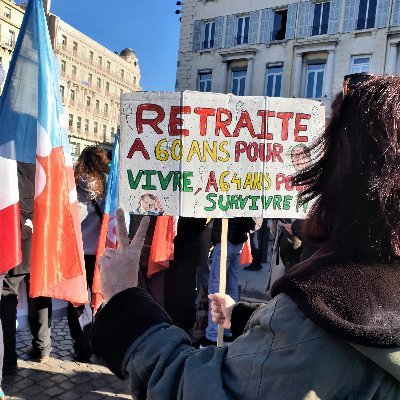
[
  {"x1": 92, "y1": 134, "x2": 120, "y2": 312},
  {"x1": 0, "y1": 0, "x2": 87, "y2": 303}
]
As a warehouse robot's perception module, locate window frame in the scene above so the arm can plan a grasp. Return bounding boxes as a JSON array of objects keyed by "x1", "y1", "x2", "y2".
[
  {"x1": 312, "y1": 2, "x2": 331, "y2": 36},
  {"x1": 272, "y1": 9, "x2": 288, "y2": 41},
  {"x1": 235, "y1": 15, "x2": 250, "y2": 46},
  {"x1": 198, "y1": 71, "x2": 212, "y2": 92},
  {"x1": 350, "y1": 55, "x2": 371, "y2": 73},
  {"x1": 231, "y1": 68, "x2": 247, "y2": 96},
  {"x1": 265, "y1": 65, "x2": 283, "y2": 97},
  {"x1": 356, "y1": 0, "x2": 377, "y2": 30},
  {"x1": 305, "y1": 63, "x2": 325, "y2": 99},
  {"x1": 202, "y1": 20, "x2": 216, "y2": 49}
]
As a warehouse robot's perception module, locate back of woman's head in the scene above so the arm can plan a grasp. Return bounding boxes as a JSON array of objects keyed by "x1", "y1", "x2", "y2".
[
  {"x1": 296, "y1": 76, "x2": 400, "y2": 261},
  {"x1": 74, "y1": 146, "x2": 110, "y2": 198}
]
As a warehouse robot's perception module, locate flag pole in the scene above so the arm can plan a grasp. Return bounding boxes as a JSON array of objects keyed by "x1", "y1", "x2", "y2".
[{"x1": 217, "y1": 218, "x2": 228, "y2": 347}]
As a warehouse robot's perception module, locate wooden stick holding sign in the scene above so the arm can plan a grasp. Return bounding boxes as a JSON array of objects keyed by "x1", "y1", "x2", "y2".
[{"x1": 217, "y1": 218, "x2": 228, "y2": 347}]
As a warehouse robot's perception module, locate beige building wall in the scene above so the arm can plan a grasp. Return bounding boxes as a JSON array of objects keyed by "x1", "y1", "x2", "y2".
[
  {"x1": 176, "y1": 0, "x2": 400, "y2": 113},
  {"x1": 48, "y1": 15, "x2": 141, "y2": 159},
  {"x1": 0, "y1": 0, "x2": 24, "y2": 88}
]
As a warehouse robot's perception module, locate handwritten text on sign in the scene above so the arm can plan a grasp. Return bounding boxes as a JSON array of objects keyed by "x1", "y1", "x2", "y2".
[{"x1": 119, "y1": 91, "x2": 325, "y2": 218}]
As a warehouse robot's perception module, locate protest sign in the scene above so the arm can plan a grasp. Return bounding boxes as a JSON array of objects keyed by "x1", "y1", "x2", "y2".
[{"x1": 120, "y1": 91, "x2": 325, "y2": 218}]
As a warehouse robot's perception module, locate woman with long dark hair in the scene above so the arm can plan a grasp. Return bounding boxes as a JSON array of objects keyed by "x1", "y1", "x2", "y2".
[
  {"x1": 69, "y1": 146, "x2": 109, "y2": 362},
  {"x1": 91, "y1": 76, "x2": 400, "y2": 399}
]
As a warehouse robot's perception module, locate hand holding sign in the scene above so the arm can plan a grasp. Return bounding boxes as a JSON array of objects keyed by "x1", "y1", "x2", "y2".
[{"x1": 98, "y1": 209, "x2": 149, "y2": 302}]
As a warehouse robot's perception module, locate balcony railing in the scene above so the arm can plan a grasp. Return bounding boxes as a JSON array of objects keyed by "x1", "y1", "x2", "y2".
[
  {"x1": 311, "y1": 24, "x2": 328, "y2": 36},
  {"x1": 271, "y1": 29, "x2": 286, "y2": 41},
  {"x1": 234, "y1": 36, "x2": 249, "y2": 46},
  {"x1": 0, "y1": 35, "x2": 15, "y2": 49},
  {"x1": 356, "y1": 18, "x2": 375, "y2": 30},
  {"x1": 202, "y1": 40, "x2": 214, "y2": 50}
]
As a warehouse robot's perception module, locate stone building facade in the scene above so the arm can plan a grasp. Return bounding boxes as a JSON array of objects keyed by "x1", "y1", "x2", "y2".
[
  {"x1": 48, "y1": 15, "x2": 141, "y2": 158},
  {"x1": 0, "y1": 0, "x2": 141, "y2": 159},
  {"x1": 176, "y1": 0, "x2": 400, "y2": 111},
  {"x1": 0, "y1": 0, "x2": 24, "y2": 88}
]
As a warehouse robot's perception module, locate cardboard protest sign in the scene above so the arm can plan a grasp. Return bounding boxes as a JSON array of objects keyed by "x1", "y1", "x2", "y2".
[{"x1": 120, "y1": 91, "x2": 325, "y2": 218}]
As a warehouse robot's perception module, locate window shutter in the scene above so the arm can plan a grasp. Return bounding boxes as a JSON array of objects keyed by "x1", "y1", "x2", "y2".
[
  {"x1": 343, "y1": 0, "x2": 359, "y2": 32},
  {"x1": 392, "y1": 0, "x2": 400, "y2": 26},
  {"x1": 328, "y1": 0, "x2": 342, "y2": 33},
  {"x1": 376, "y1": 0, "x2": 390, "y2": 28},
  {"x1": 224, "y1": 15, "x2": 235, "y2": 48},
  {"x1": 192, "y1": 20, "x2": 202, "y2": 52},
  {"x1": 213, "y1": 16, "x2": 224, "y2": 48},
  {"x1": 248, "y1": 10, "x2": 259, "y2": 44},
  {"x1": 298, "y1": 1, "x2": 313, "y2": 38},
  {"x1": 286, "y1": 3, "x2": 298, "y2": 39},
  {"x1": 260, "y1": 8, "x2": 273, "y2": 43}
]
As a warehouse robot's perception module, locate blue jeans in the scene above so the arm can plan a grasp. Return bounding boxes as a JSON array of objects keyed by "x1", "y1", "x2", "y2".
[{"x1": 205, "y1": 241, "x2": 243, "y2": 342}]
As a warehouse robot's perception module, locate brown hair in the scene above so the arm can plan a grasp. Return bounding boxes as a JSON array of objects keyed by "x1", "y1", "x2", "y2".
[
  {"x1": 294, "y1": 76, "x2": 400, "y2": 262},
  {"x1": 74, "y1": 146, "x2": 110, "y2": 198}
]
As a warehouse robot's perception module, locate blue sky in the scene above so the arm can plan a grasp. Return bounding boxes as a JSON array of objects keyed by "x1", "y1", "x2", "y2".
[{"x1": 51, "y1": 0, "x2": 181, "y2": 92}]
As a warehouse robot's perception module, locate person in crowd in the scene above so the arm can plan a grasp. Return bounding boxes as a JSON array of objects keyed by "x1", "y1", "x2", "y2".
[
  {"x1": 91, "y1": 75, "x2": 400, "y2": 399},
  {"x1": 244, "y1": 218, "x2": 269, "y2": 271},
  {"x1": 201, "y1": 218, "x2": 255, "y2": 346},
  {"x1": 2, "y1": 163, "x2": 52, "y2": 375},
  {"x1": 68, "y1": 146, "x2": 109, "y2": 362},
  {"x1": 129, "y1": 215, "x2": 165, "y2": 306},
  {"x1": 164, "y1": 217, "x2": 209, "y2": 333}
]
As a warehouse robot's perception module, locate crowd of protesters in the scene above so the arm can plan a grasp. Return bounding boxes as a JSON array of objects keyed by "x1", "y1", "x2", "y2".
[{"x1": 3, "y1": 73, "x2": 400, "y2": 400}]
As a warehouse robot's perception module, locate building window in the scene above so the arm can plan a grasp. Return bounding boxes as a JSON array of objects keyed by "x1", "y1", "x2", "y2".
[
  {"x1": 86, "y1": 96, "x2": 91, "y2": 106},
  {"x1": 231, "y1": 69, "x2": 247, "y2": 96},
  {"x1": 94, "y1": 121, "x2": 98, "y2": 133},
  {"x1": 97, "y1": 78, "x2": 101, "y2": 87},
  {"x1": 89, "y1": 51, "x2": 93, "y2": 62},
  {"x1": 350, "y1": 55, "x2": 371, "y2": 73},
  {"x1": 120, "y1": 89, "x2": 123, "y2": 97},
  {"x1": 265, "y1": 66, "x2": 283, "y2": 97},
  {"x1": 73, "y1": 41, "x2": 78, "y2": 53},
  {"x1": 61, "y1": 35, "x2": 67, "y2": 45},
  {"x1": 70, "y1": 142, "x2": 80, "y2": 157},
  {"x1": 68, "y1": 114, "x2": 73, "y2": 128},
  {"x1": 98, "y1": 56, "x2": 102, "y2": 65},
  {"x1": 133, "y1": 76, "x2": 137, "y2": 85},
  {"x1": 111, "y1": 127, "x2": 115, "y2": 137},
  {"x1": 70, "y1": 89, "x2": 75, "y2": 101},
  {"x1": 96, "y1": 99, "x2": 100, "y2": 109},
  {"x1": 72, "y1": 65, "x2": 77, "y2": 77},
  {"x1": 77, "y1": 116, "x2": 81, "y2": 130},
  {"x1": 103, "y1": 125, "x2": 107, "y2": 135},
  {"x1": 104, "y1": 103, "x2": 109, "y2": 113},
  {"x1": 107, "y1": 61, "x2": 111, "y2": 70},
  {"x1": 60, "y1": 85, "x2": 65, "y2": 98},
  {"x1": 312, "y1": 2, "x2": 330, "y2": 35},
  {"x1": 202, "y1": 20, "x2": 215, "y2": 49},
  {"x1": 306, "y1": 63, "x2": 325, "y2": 99},
  {"x1": 120, "y1": 69, "x2": 125, "y2": 78},
  {"x1": 60, "y1": 60, "x2": 66, "y2": 73},
  {"x1": 272, "y1": 10, "x2": 288, "y2": 41},
  {"x1": 88, "y1": 73, "x2": 92, "y2": 83},
  {"x1": 357, "y1": 0, "x2": 377, "y2": 29},
  {"x1": 105, "y1": 82, "x2": 110, "y2": 92},
  {"x1": 4, "y1": 7, "x2": 11, "y2": 18},
  {"x1": 84, "y1": 119, "x2": 89, "y2": 132},
  {"x1": 9, "y1": 31, "x2": 15, "y2": 47},
  {"x1": 235, "y1": 16, "x2": 250, "y2": 45},
  {"x1": 198, "y1": 72, "x2": 212, "y2": 92}
]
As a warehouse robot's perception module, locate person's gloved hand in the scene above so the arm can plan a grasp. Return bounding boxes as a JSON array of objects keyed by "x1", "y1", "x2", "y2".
[
  {"x1": 98, "y1": 208, "x2": 149, "y2": 302},
  {"x1": 208, "y1": 293, "x2": 236, "y2": 329}
]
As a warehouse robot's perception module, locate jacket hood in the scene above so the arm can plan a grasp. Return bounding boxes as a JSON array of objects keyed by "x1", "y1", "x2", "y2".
[
  {"x1": 77, "y1": 174, "x2": 100, "y2": 201},
  {"x1": 272, "y1": 258, "x2": 400, "y2": 349}
]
